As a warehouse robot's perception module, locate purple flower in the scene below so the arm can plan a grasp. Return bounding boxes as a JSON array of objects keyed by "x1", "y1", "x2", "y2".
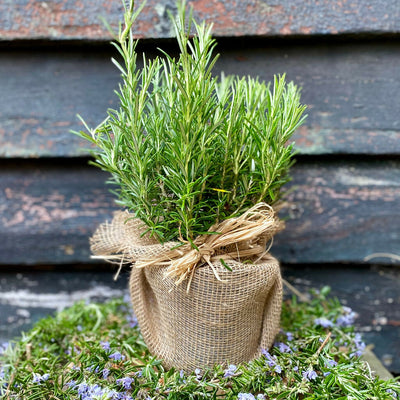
[
  {"x1": 77, "y1": 325, "x2": 83, "y2": 332},
  {"x1": 136, "y1": 370, "x2": 143, "y2": 378},
  {"x1": 66, "y1": 380, "x2": 76, "y2": 388},
  {"x1": 386, "y1": 389, "x2": 398, "y2": 399},
  {"x1": 261, "y1": 349, "x2": 282, "y2": 373},
  {"x1": 274, "y1": 364, "x2": 282, "y2": 374},
  {"x1": 350, "y1": 333, "x2": 366, "y2": 357},
  {"x1": 286, "y1": 332, "x2": 294, "y2": 341},
  {"x1": 303, "y1": 369, "x2": 318, "y2": 381},
  {"x1": 195, "y1": 368, "x2": 202, "y2": 380},
  {"x1": 336, "y1": 307, "x2": 357, "y2": 327},
  {"x1": 223, "y1": 364, "x2": 237, "y2": 378},
  {"x1": 103, "y1": 368, "x2": 110, "y2": 379},
  {"x1": 77, "y1": 382, "x2": 89, "y2": 395},
  {"x1": 323, "y1": 371, "x2": 331, "y2": 377},
  {"x1": 32, "y1": 373, "x2": 49, "y2": 384},
  {"x1": 314, "y1": 317, "x2": 334, "y2": 328},
  {"x1": 109, "y1": 351, "x2": 125, "y2": 361},
  {"x1": 293, "y1": 366, "x2": 299, "y2": 372},
  {"x1": 116, "y1": 376, "x2": 134, "y2": 390},
  {"x1": 101, "y1": 341, "x2": 111, "y2": 351},
  {"x1": 275, "y1": 342, "x2": 292, "y2": 353},
  {"x1": 127, "y1": 314, "x2": 138, "y2": 328},
  {"x1": 325, "y1": 359, "x2": 337, "y2": 368},
  {"x1": 0, "y1": 342, "x2": 9, "y2": 355},
  {"x1": 238, "y1": 394, "x2": 256, "y2": 400},
  {"x1": 257, "y1": 395, "x2": 266, "y2": 400}
]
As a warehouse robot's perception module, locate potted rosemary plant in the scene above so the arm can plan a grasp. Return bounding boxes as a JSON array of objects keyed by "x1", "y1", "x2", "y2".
[{"x1": 76, "y1": 0, "x2": 307, "y2": 372}]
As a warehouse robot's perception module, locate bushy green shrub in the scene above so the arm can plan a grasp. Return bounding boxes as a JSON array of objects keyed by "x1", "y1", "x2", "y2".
[{"x1": 75, "y1": 0, "x2": 307, "y2": 242}]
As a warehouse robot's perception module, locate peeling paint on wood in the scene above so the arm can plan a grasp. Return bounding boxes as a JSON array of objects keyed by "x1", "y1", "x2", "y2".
[
  {"x1": 0, "y1": 270, "x2": 128, "y2": 343},
  {"x1": 1, "y1": 42, "x2": 400, "y2": 158},
  {"x1": 0, "y1": 161, "x2": 399, "y2": 265},
  {"x1": 274, "y1": 161, "x2": 400, "y2": 264},
  {"x1": 0, "y1": 0, "x2": 399, "y2": 41}
]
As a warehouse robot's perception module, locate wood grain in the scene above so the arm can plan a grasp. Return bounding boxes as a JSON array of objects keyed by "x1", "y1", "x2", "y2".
[
  {"x1": 1, "y1": 160, "x2": 399, "y2": 265},
  {"x1": 1, "y1": 41, "x2": 399, "y2": 158},
  {"x1": 0, "y1": 0, "x2": 399, "y2": 41}
]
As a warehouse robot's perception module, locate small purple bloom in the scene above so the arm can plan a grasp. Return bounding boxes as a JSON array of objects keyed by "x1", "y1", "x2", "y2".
[
  {"x1": 238, "y1": 393, "x2": 256, "y2": 400},
  {"x1": 109, "y1": 351, "x2": 125, "y2": 361},
  {"x1": 274, "y1": 364, "x2": 282, "y2": 374},
  {"x1": 386, "y1": 389, "x2": 398, "y2": 399},
  {"x1": 77, "y1": 382, "x2": 89, "y2": 395},
  {"x1": 350, "y1": 333, "x2": 366, "y2": 357},
  {"x1": 276, "y1": 342, "x2": 292, "y2": 353},
  {"x1": 303, "y1": 369, "x2": 318, "y2": 381},
  {"x1": 325, "y1": 359, "x2": 338, "y2": 368},
  {"x1": 136, "y1": 369, "x2": 143, "y2": 378},
  {"x1": 293, "y1": 366, "x2": 299, "y2": 372},
  {"x1": 195, "y1": 368, "x2": 202, "y2": 380},
  {"x1": 103, "y1": 368, "x2": 110, "y2": 379},
  {"x1": 261, "y1": 349, "x2": 282, "y2": 372},
  {"x1": 223, "y1": 364, "x2": 237, "y2": 378},
  {"x1": 336, "y1": 307, "x2": 357, "y2": 327},
  {"x1": 77, "y1": 325, "x2": 83, "y2": 332},
  {"x1": 257, "y1": 395, "x2": 266, "y2": 400},
  {"x1": 314, "y1": 317, "x2": 334, "y2": 328},
  {"x1": 66, "y1": 380, "x2": 76, "y2": 388},
  {"x1": 101, "y1": 341, "x2": 111, "y2": 351},
  {"x1": 323, "y1": 372, "x2": 331, "y2": 377},
  {"x1": 116, "y1": 376, "x2": 134, "y2": 390},
  {"x1": 286, "y1": 332, "x2": 294, "y2": 341},
  {"x1": 32, "y1": 373, "x2": 49, "y2": 384},
  {"x1": 0, "y1": 342, "x2": 9, "y2": 355},
  {"x1": 127, "y1": 314, "x2": 138, "y2": 328}
]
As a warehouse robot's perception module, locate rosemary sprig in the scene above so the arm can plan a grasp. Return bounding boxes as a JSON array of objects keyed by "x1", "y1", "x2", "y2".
[{"x1": 74, "y1": 0, "x2": 307, "y2": 243}]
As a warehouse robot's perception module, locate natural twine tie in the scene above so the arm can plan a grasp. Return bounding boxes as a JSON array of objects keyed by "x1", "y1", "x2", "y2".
[{"x1": 91, "y1": 202, "x2": 283, "y2": 292}]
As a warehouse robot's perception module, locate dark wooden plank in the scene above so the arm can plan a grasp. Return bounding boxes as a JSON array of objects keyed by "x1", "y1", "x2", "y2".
[
  {"x1": 274, "y1": 160, "x2": 400, "y2": 264},
  {"x1": 0, "y1": 265, "x2": 399, "y2": 374},
  {"x1": 1, "y1": 160, "x2": 399, "y2": 265},
  {"x1": 1, "y1": 41, "x2": 400, "y2": 158},
  {"x1": 0, "y1": 163, "x2": 115, "y2": 265},
  {"x1": 0, "y1": 0, "x2": 399, "y2": 41}
]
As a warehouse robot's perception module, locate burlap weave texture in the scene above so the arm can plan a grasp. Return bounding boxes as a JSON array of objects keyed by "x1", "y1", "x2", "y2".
[{"x1": 91, "y1": 210, "x2": 283, "y2": 372}]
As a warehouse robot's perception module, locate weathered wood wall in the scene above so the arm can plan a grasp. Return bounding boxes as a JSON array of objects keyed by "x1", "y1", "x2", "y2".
[{"x1": 0, "y1": 0, "x2": 399, "y2": 374}]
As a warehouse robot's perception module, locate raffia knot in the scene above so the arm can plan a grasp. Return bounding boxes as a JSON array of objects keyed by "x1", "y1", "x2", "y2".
[{"x1": 90, "y1": 202, "x2": 283, "y2": 291}]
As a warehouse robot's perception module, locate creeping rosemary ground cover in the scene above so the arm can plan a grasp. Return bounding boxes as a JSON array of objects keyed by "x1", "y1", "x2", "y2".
[{"x1": 1, "y1": 288, "x2": 398, "y2": 399}]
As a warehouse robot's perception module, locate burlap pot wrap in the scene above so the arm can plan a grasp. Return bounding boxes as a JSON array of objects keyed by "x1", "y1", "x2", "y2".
[{"x1": 91, "y1": 204, "x2": 283, "y2": 372}]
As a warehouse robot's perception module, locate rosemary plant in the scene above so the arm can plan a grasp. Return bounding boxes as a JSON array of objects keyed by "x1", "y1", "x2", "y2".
[
  {"x1": 75, "y1": 0, "x2": 307, "y2": 243},
  {"x1": 1, "y1": 289, "x2": 399, "y2": 399}
]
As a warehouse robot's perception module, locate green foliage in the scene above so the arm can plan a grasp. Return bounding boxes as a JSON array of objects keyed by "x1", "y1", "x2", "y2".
[
  {"x1": 74, "y1": 0, "x2": 307, "y2": 242},
  {"x1": 1, "y1": 289, "x2": 399, "y2": 399}
]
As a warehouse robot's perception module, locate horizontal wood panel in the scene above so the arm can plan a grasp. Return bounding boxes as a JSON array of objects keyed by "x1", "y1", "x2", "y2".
[
  {"x1": 1, "y1": 41, "x2": 399, "y2": 158},
  {"x1": 0, "y1": 265, "x2": 399, "y2": 374},
  {"x1": 1, "y1": 160, "x2": 399, "y2": 265},
  {"x1": 1, "y1": 0, "x2": 399, "y2": 41}
]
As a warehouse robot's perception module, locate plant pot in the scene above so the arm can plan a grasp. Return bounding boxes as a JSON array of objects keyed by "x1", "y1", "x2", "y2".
[{"x1": 130, "y1": 256, "x2": 282, "y2": 372}]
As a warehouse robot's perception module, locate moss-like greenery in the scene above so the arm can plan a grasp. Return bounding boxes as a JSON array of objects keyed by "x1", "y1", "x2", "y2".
[{"x1": 1, "y1": 288, "x2": 398, "y2": 399}]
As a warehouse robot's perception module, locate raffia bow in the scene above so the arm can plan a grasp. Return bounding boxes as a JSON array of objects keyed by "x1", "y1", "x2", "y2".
[{"x1": 91, "y1": 203, "x2": 283, "y2": 291}]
